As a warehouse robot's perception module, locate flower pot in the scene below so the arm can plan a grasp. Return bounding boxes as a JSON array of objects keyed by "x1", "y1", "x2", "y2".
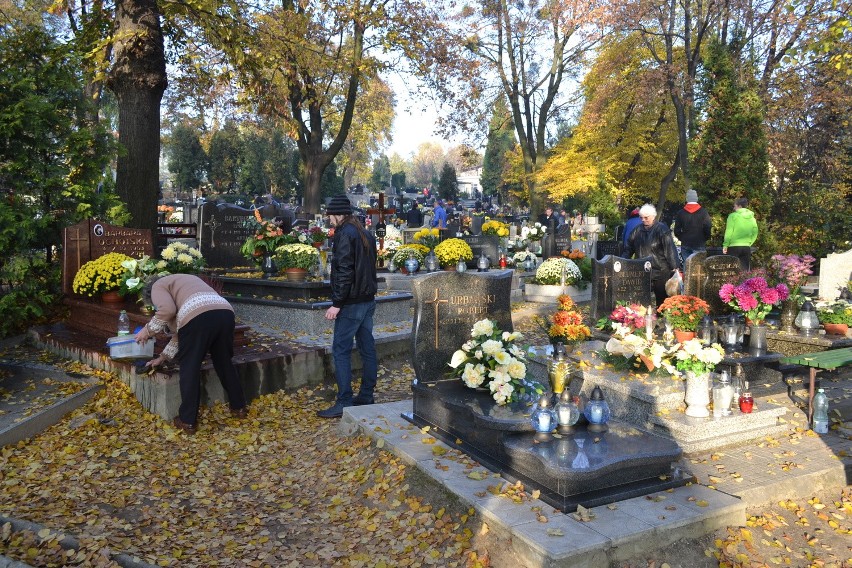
[
  {"x1": 823, "y1": 323, "x2": 849, "y2": 336},
  {"x1": 100, "y1": 290, "x2": 125, "y2": 305},
  {"x1": 684, "y1": 372, "x2": 710, "y2": 418},
  {"x1": 284, "y1": 268, "x2": 308, "y2": 282},
  {"x1": 674, "y1": 330, "x2": 696, "y2": 343}
]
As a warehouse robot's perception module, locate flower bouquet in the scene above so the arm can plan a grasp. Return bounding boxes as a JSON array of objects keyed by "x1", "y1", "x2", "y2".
[
  {"x1": 521, "y1": 223, "x2": 546, "y2": 241},
  {"x1": 307, "y1": 226, "x2": 329, "y2": 246},
  {"x1": 448, "y1": 318, "x2": 543, "y2": 405},
  {"x1": 670, "y1": 339, "x2": 724, "y2": 376},
  {"x1": 481, "y1": 219, "x2": 509, "y2": 237},
  {"x1": 657, "y1": 295, "x2": 710, "y2": 332},
  {"x1": 159, "y1": 242, "x2": 206, "y2": 274},
  {"x1": 119, "y1": 255, "x2": 165, "y2": 299},
  {"x1": 534, "y1": 258, "x2": 581, "y2": 285},
  {"x1": 596, "y1": 302, "x2": 653, "y2": 335},
  {"x1": 512, "y1": 251, "x2": 536, "y2": 267},
  {"x1": 719, "y1": 277, "x2": 789, "y2": 326},
  {"x1": 414, "y1": 227, "x2": 442, "y2": 250},
  {"x1": 768, "y1": 254, "x2": 815, "y2": 301},
  {"x1": 392, "y1": 244, "x2": 429, "y2": 267},
  {"x1": 537, "y1": 295, "x2": 591, "y2": 346},
  {"x1": 602, "y1": 323, "x2": 678, "y2": 374},
  {"x1": 72, "y1": 252, "x2": 134, "y2": 298},
  {"x1": 240, "y1": 209, "x2": 287, "y2": 262},
  {"x1": 274, "y1": 243, "x2": 320, "y2": 270},
  {"x1": 434, "y1": 238, "x2": 473, "y2": 268}
]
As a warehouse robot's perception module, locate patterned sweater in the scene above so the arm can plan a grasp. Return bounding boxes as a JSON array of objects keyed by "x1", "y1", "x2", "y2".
[{"x1": 146, "y1": 274, "x2": 233, "y2": 359}]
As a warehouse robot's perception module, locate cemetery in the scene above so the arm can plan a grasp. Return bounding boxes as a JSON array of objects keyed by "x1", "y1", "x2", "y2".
[{"x1": 2, "y1": 3, "x2": 851, "y2": 563}]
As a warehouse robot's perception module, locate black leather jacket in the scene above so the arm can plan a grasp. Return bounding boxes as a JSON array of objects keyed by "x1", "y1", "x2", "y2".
[
  {"x1": 624, "y1": 221, "x2": 679, "y2": 277},
  {"x1": 330, "y1": 221, "x2": 378, "y2": 308}
]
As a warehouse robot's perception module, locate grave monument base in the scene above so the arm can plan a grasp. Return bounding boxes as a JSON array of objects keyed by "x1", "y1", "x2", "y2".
[{"x1": 408, "y1": 379, "x2": 689, "y2": 513}]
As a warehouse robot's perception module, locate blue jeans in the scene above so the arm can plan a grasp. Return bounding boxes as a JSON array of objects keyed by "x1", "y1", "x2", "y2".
[{"x1": 332, "y1": 301, "x2": 378, "y2": 404}]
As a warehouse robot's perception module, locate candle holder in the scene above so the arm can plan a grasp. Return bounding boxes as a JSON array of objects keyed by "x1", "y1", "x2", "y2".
[
  {"x1": 530, "y1": 394, "x2": 556, "y2": 441},
  {"x1": 583, "y1": 386, "x2": 610, "y2": 433},
  {"x1": 554, "y1": 391, "x2": 580, "y2": 434}
]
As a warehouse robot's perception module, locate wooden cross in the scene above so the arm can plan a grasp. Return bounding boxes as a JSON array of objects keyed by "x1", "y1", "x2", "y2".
[
  {"x1": 366, "y1": 192, "x2": 396, "y2": 251},
  {"x1": 63, "y1": 225, "x2": 89, "y2": 294},
  {"x1": 205, "y1": 216, "x2": 220, "y2": 248},
  {"x1": 424, "y1": 288, "x2": 448, "y2": 349}
]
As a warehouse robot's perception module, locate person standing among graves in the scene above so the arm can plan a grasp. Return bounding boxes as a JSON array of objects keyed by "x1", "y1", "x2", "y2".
[
  {"x1": 624, "y1": 204, "x2": 680, "y2": 306},
  {"x1": 406, "y1": 201, "x2": 423, "y2": 227},
  {"x1": 673, "y1": 189, "x2": 712, "y2": 265},
  {"x1": 723, "y1": 197, "x2": 759, "y2": 270},
  {"x1": 538, "y1": 205, "x2": 557, "y2": 227},
  {"x1": 318, "y1": 194, "x2": 379, "y2": 418},
  {"x1": 622, "y1": 208, "x2": 642, "y2": 246},
  {"x1": 431, "y1": 199, "x2": 447, "y2": 229},
  {"x1": 135, "y1": 274, "x2": 248, "y2": 434}
]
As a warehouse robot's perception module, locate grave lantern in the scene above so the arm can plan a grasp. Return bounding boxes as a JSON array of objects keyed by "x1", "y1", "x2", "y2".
[
  {"x1": 583, "y1": 386, "x2": 610, "y2": 433},
  {"x1": 554, "y1": 391, "x2": 580, "y2": 434},
  {"x1": 477, "y1": 252, "x2": 490, "y2": 272},
  {"x1": 425, "y1": 251, "x2": 438, "y2": 272},
  {"x1": 456, "y1": 258, "x2": 468, "y2": 273},
  {"x1": 795, "y1": 299, "x2": 820, "y2": 336},
  {"x1": 530, "y1": 395, "x2": 556, "y2": 441}
]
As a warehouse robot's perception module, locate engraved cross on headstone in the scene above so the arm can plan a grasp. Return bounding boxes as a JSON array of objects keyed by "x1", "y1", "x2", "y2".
[
  {"x1": 424, "y1": 288, "x2": 448, "y2": 349},
  {"x1": 206, "y1": 216, "x2": 220, "y2": 248},
  {"x1": 690, "y1": 263, "x2": 706, "y2": 297}
]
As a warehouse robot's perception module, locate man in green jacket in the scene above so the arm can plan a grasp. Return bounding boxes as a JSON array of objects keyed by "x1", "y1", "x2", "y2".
[{"x1": 722, "y1": 197, "x2": 758, "y2": 270}]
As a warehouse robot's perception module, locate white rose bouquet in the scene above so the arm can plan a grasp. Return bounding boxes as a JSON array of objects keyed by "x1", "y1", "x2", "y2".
[
  {"x1": 448, "y1": 318, "x2": 544, "y2": 405},
  {"x1": 521, "y1": 223, "x2": 546, "y2": 241}
]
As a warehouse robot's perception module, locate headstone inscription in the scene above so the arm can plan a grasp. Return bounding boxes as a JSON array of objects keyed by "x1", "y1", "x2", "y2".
[
  {"x1": 62, "y1": 220, "x2": 153, "y2": 295},
  {"x1": 461, "y1": 235, "x2": 500, "y2": 268},
  {"x1": 198, "y1": 202, "x2": 278, "y2": 268},
  {"x1": 702, "y1": 255, "x2": 743, "y2": 315},
  {"x1": 411, "y1": 272, "x2": 513, "y2": 384},
  {"x1": 590, "y1": 256, "x2": 653, "y2": 322},
  {"x1": 554, "y1": 235, "x2": 572, "y2": 255},
  {"x1": 818, "y1": 248, "x2": 852, "y2": 300}
]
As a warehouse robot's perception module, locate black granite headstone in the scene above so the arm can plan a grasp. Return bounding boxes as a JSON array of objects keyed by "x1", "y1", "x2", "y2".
[
  {"x1": 703, "y1": 255, "x2": 742, "y2": 315},
  {"x1": 461, "y1": 235, "x2": 500, "y2": 268},
  {"x1": 411, "y1": 271, "x2": 513, "y2": 383},
  {"x1": 554, "y1": 235, "x2": 572, "y2": 255},
  {"x1": 683, "y1": 251, "x2": 708, "y2": 298},
  {"x1": 596, "y1": 240, "x2": 619, "y2": 260},
  {"x1": 591, "y1": 256, "x2": 653, "y2": 322},
  {"x1": 199, "y1": 202, "x2": 279, "y2": 268},
  {"x1": 470, "y1": 215, "x2": 484, "y2": 235}
]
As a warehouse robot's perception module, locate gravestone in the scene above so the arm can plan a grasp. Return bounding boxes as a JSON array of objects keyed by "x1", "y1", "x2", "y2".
[
  {"x1": 461, "y1": 235, "x2": 500, "y2": 268},
  {"x1": 411, "y1": 271, "x2": 513, "y2": 383},
  {"x1": 683, "y1": 251, "x2": 708, "y2": 298},
  {"x1": 198, "y1": 202, "x2": 279, "y2": 268},
  {"x1": 62, "y1": 220, "x2": 153, "y2": 295},
  {"x1": 470, "y1": 215, "x2": 484, "y2": 235},
  {"x1": 596, "y1": 240, "x2": 619, "y2": 260},
  {"x1": 554, "y1": 235, "x2": 572, "y2": 255},
  {"x1": 702, "y1": 255, "x2": 742, "y2": 315},
  {"x1": 818, "y1": 248, "x2": 852, "y2": 300},
  {"x1": 590, "y1": 256, "x2": 653, "y2": 322}
]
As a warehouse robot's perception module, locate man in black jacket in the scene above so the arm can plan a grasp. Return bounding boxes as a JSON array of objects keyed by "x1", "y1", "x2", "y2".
[
  {"x1": 673, "y1": 189, "x2": 711, "y2": 266},
  {"x1": 406, "y1": 201, "x2": 423, "y2": 227},
  {"x1": 318, "y1": 194, "x2": 379, "y2": 418},
  {"x1": 624, "y1": 204, "x2": 680, "y2": 307}
]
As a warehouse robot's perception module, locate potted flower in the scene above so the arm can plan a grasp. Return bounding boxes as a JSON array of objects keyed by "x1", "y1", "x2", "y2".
[
  {"x1": 392, "y1": 244, "x2": 429, "y2": 274},
  {"x1": 537, "y1": 294, "x2": 591, "y2": 352},
  {"x1": 307, "y1": 226, "x2": 329, "y2": 248},
  {"x1": 240, "y1": 209, "x2": 288, "y2": 265},
  {"x1": 769, "y1": 254, "x2": 816, "y2": 332},
  {"x1": 657, "y1": 295, "x2": 711, "y2": 342},
  {"x1": 447, "y1": 318, "x2": 544, "y2": 405},
  {"x1": 72, "y1": 252, "x2": 134, "y2": 302},
  {"x1": 719, "y1": 277, "x2": 789, "y2": 327},
  {"x1": 274, "y1": 243, "x2": 320, "y2": 282},
  {"x1": 814, "y1": 300, "x2": 852, "y2": 336},
  {"x1": 534, "y1": 258, "x2": 581, "y2": 285},
  {"x1": 596, "y1": 302, "x2": 653, "y2": 336},
  {"x1": 158, "y1": 242, "x2": 206, "y2": 274},
  {"x1": 433, "y1": 238, "x2": 473, "y2": 269},
  {"x1": 481, "y1": 219, "x2": 510, "y2": 237},
  {"x1": 413, "y1": 227, "x2": 441, "y2": 250},
  {"x1": 670, "y1": 338, "x2": 725, "y2": 418}
]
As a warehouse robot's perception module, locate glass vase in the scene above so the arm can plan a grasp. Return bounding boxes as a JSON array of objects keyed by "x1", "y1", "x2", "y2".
[
  {"x1": 749, "y1": 324, "x2": 768, "y2": 353},
  {"x1": 779, "y1": 299, "x2": 797, "y2": 333}
]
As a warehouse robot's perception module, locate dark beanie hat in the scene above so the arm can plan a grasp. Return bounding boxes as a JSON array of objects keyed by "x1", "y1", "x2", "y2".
[{"x1": 327, "y1": 195, "x2": 352, "y2": 215}]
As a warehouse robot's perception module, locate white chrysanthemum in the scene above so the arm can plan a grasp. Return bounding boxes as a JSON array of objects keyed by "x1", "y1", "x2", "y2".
[
  {"x1": 170, "y1": 242, "x2": 188, "y2": 251},
  {"x1": 161, "y1": 247, "x2": 177, "y2": 260},
  {"x1": 156, "y1": 260, "x2": 168, "y2": 270},
  {"x1": 472, "y1": 319, "x2": 495, "y2": 337},
  {"x1": 535, "y1": 257, "x2": 582, "y2": 285},
  {"x1": 189, "y1": 247, "x2": 202, "y2": 258},
  {"x1": 461, "y1": 363, "x2": 486, "y2": 388},
  {"x1": 494, "y1": 351, "x2": 512, "y2": 365},
  {"x1": 449, "y1": 349, "x2": 467, "y2": 369},
  {"x1": 481, "y1": 340, "x2": 503, "y2": 356},
  {"x1": 177, "y1": 253, "x2": 193, "y2": 265},
  {"x1": 507, "y1": 359, "x2": 526, "y2": 380}
]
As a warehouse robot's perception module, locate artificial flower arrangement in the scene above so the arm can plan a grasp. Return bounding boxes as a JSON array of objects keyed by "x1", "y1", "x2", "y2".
[
  {"x1": 307, "y1": 225, "x2": 329, "y2": 245},
  {"x1": 448, "y1": 318, "x2": 544, "y2": 405},
  {"x1": 119, "y1": 255, "x2": 165, "y2": 299},
  {"x1": 602, "y1": 323, "x2": 724, "y2": 377},
  {"x1": 595, "y1": 302, "x2": 653, "y2": 336},
  {"x1": 376, "y1": 239, "x2": 400, "y2": 262},
  {"x1": 669, "y1": 338, "x2": 725, "y2": 376},
  {"x1": 657, "y1": 295, "x2": 710, "y2": 332},
  {"x1": 481, "y1": 219, "x2": 510, "y2": 237},
  {"x1": 383, "y1": 224, "x2": 403, "y2": 243},
  {"x1": 72, "y1": 252, "x2": 134, "y2": 297},
  {"x1": 814, "y1": 300, "x2": 852, "y2": 325},
  {"x1": 392, "y1": 243, "x2": 430, "y2": 266},
  {"x1": 768, "y1": 254, "x2": 815, "y2": 301},
  {"x1": 434, "y1": 238, "x2": 474, "y2": 268},
  {"x1": 414, "y1": 227, "x2": 442, "y2": 250},
  {"x1": 512, "y1": 250, "x2": 536, "y2": 267},
  {"x1": 507, "y1": 238, "x2": 529, "y2": 252},
  {"x1": 521, "y1": 222, "x2": 546, "y2": 241},
  {"x1": 719, "y1": 277, "x2": 789, "y2": 326},
  {"x1": 240, "y1": 209, "x2": 287, "y2": 261},
  {"x1": 536, "y1": 294, "x2": 591, "y2": 345},
  {"x1": 159, "y1": 242, "x2": 206, "y2": 274},
  {"x1": 534, "y1": 257, "x2": 581, "y2": 285},
  {"x1": 274, "y1": 242, "x2": 320, "y2": 270}
]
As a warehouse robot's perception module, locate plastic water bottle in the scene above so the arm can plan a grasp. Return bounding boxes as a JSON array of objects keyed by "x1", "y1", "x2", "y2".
[
  {"x1": 117, "y1": 310, "x2": 130, "y2": 336},
  {"x1": 812, "y1": 389, "x2": 829, "y2": 434}
]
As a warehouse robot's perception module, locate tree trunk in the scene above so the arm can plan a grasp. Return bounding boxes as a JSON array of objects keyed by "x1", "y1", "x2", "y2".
[{"x1": 106, "y1": 0, "x2": 167, "y2": 232}]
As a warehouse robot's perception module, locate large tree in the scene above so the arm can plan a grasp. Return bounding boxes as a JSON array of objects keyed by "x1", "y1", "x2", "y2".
[
  {"x1": 480, "y1": 96, "x2": 516, "y2": 199},
  {"x1": 459, "y1": 0, "x2": 607, "y2": 215}
]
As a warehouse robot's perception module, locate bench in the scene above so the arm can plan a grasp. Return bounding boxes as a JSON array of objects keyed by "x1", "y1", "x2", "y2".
[{"x1": 780, "y1": 347, "x2": 852, "y2": 423}]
